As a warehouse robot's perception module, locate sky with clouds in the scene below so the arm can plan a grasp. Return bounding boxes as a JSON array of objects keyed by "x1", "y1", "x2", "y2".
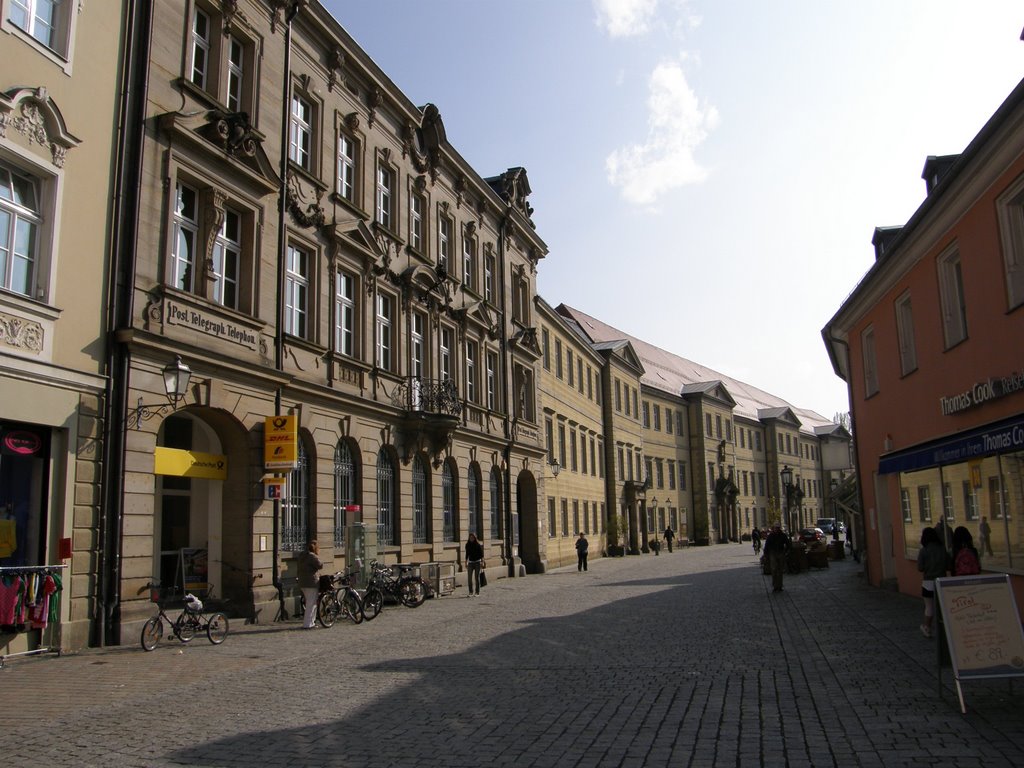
[{"x1": 323, "y1": 0, "x2": 1023, "y2": 421}]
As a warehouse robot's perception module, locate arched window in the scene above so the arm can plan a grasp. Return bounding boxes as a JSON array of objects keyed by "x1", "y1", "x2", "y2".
[
  {"x1": 334, "y1": 441, "x2": 356, "y2": 548},
  {"x1": 377, "y1": 448, "x2": 395, "y2": 546},
  {"x1": 467, "y1": 465, "x2": 480, "y2": 538},
  {"x1": 282, "y1": 441, "x2": 309, "y2": 551},
  {"x1": 489, "y1": 467, "x2": 502, "y2": 540},
  {"x1": 413, "y1": 455, "x2": 429, "y2": 544},
  {"x1": 442, "y1": 461, "x2": 457, "y2": 543}
]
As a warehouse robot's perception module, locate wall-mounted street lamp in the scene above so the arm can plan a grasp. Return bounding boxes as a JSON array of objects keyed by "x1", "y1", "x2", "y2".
[
  {"x1": 127, "y1": 356, "x2": 192, "y2": 430},
  {"x1": 780, "y1": 465, "x2": 794, "y2": 534},
  {"x1": 549, "y1": 458, "x2": 561, "y2": 478}
]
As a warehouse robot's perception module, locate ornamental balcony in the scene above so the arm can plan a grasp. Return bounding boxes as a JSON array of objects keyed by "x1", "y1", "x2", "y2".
[{"x1": 391, "y1": 378, "x2": 463, "y2": 466}]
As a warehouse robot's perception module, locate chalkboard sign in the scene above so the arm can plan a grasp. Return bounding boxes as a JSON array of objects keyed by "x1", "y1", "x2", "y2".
[{"x1": 934, "y1": 574, "x2": 1024, "y2": 713}]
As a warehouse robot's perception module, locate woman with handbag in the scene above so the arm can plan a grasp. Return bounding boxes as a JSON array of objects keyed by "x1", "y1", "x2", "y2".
[{"x1": 465, "y1": 533, "x2": 484, "y2": 597}]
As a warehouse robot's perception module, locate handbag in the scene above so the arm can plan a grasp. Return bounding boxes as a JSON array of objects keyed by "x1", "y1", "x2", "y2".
[{"x1": 479, "y1": 570, "x2": 487, "y2": 588}]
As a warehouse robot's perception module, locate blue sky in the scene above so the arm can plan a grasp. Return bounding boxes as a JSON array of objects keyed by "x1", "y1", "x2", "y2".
[{"x1": 323, "y1": 0, "x2": 1023, "y2": 421}]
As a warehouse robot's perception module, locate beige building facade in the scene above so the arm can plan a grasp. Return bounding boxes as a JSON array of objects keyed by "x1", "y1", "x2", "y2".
[
  {"x1": 108, "y1": 0, "x2": 548, "y2": 641},
  {"x1": 0, "y1": 0, "x2": 128, "y2": 657}
]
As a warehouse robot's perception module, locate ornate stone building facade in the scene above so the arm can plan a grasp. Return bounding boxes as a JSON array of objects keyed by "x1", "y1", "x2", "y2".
[{"x1": 108, "y1": 0, "x2": 548, "y2": 640}]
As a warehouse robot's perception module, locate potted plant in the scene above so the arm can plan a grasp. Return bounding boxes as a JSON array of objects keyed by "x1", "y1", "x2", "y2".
[{"x1": 606, "y1": 513, "x2": 628, "y2": 556}]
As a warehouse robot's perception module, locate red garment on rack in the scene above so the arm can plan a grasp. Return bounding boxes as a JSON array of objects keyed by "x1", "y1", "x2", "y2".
[
  {"x1": 0, "y1": 574, "x2": 25, "y2": 628},
  {"x1": 28, "y1": 575, "x2": 57, "y2": 630}
]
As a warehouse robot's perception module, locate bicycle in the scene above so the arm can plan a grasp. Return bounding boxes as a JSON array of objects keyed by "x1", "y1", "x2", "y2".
[
  {"x1": 362, "y1": 560, "x2": 426, "y2": 616},
  {"x1": 140, "y1": 582, "x2": 229, "y2": 651},
  {"x1": 315, "y1": 571, "x2": 364, "y2": 627}
]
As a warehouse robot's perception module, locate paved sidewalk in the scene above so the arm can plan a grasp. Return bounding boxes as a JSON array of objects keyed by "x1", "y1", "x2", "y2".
[{"x1": 4, "y1": 544, "x2": 1023, "y2": 767}]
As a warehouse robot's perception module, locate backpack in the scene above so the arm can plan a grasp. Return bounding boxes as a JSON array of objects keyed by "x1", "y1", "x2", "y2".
[{"x1": 954, "y1": 547, "x2": 980, "y2": 576}]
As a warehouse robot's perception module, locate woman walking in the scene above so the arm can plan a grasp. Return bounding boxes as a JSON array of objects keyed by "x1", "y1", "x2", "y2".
[
  {"x1": 917, "y1": 527, "x2": 947, "y2": 638},
  {"x1": 465, "y1": 533, "x2": 484, "y2": 597}
]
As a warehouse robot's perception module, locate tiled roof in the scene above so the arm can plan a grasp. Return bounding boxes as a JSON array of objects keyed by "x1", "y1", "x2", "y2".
[{"x1": 557, "y1": 304, "x2": 833, "y2": 433}]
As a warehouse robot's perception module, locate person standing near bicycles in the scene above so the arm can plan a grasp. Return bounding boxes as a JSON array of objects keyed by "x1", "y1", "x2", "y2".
[
  {"x1": 297, "y1": 540, "x2": 323, "y2": 628},
  {"x1": 465, "y1": 533, "x2": 484, "y2": 597}
]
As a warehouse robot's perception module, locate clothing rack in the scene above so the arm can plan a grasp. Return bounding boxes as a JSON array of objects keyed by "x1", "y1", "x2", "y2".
[{"x1": 0, "y1": 564, "x2": 67, "y2": 668}]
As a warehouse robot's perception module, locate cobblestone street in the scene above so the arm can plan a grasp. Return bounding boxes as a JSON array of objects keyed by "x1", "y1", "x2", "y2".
[{"x1": 5, "y1": 545, "x2": 1023, "y2": 767}]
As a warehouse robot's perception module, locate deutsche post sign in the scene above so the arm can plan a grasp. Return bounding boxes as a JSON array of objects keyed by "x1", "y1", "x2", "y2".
[
  {"x1": 264, "y1": 415, "x2": 298, "y2": 469},
  {"x1": 154, "y1": 447, "x2": 227, "y2": 480}
]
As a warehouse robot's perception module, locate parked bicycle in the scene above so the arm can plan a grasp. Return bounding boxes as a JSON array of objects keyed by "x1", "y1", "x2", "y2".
[
  {"x1": 140, "y1": 582, "x2": 229, "y2": 651},
  {"x1": 361, "y1": 560, "x2": 427, "y2": 616},
  {"x1": 315, "y1": 571, "x2": 364, "y2": 627}
]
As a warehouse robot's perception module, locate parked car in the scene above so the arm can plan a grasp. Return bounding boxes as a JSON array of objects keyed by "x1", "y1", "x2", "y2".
[
  {"x1": 816, "y1": 518, "x2": 837, "y2": 536},
  {"x1": 798, "y1": 527, "x2": 826, "y2": 544}
]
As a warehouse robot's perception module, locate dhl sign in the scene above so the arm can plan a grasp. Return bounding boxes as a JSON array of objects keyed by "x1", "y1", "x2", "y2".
[{"x1": 264, "y1": 415, "x2": 298, "y2": 470}]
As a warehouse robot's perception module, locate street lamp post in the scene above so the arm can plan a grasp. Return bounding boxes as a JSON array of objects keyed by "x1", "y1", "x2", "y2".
[{"x1": 780, "y1": 465, "x2": 794, "y2": 535}]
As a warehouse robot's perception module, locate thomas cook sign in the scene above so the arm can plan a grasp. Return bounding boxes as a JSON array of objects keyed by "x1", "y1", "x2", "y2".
[{"x1": 264, "y1": 415, "x2": 298, "y2": 470}]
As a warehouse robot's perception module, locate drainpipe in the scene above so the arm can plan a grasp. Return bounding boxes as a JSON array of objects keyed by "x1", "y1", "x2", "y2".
[
  {"x1": 98, "y1": 0, "x2": 152, "y2": 647},
  {"x1": 272, "y1": 1, "x2": 301, "y2": 620},
  {"x1": 498, "y1": 214, "x2": 515, "y2": 577}
]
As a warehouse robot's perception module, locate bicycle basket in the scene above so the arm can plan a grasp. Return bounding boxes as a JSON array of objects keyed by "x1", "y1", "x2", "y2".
[{"x1": 184, "y1": 594, "x2": 204, "y2": 613}]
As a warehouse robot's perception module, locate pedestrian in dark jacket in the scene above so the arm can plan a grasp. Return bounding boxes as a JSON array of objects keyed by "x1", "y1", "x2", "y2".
[
  {"x1": 917, "y1": 527, "x2": 947, "y2": 638},
  {"x1": 465, "y1": 533, "x2": 484, "y2": 596},
  {"x1": 763, "y1": 522, "x2": 790, "y2": 592},
  {"x1": 297, "y1": 540, "x2": 323, "y2": 629},
  {"x1": 576, "y1": 532, "x2": 589, "y2": 572}
]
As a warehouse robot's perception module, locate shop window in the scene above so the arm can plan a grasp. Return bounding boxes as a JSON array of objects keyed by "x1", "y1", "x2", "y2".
[
  {"x1": 490, "y1": 467, "x2": 502, "y2": 540},
  {"x1": 377, "y1": 449, "x2": 395, "y2": 546},
  {"x1": 0, "y1": 422, "x2": 50, "y2": 568},
  {"x1": 467, "y1": 464, "x2": 481, "y2": 538},
  {"x1": 281, "y1": 442, "x2": 309, "y2": 552},
  {"x1": 412, "y1": 455, "x2": 428, "y2": 544},
  {"x1": 333, "y1": 441, "x2": 356, "y2": 548}
]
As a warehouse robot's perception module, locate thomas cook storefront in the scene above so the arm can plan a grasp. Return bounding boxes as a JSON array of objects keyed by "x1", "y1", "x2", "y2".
[{"x1": 880, "y1": 412, "x2": 1024, "y2": 606}]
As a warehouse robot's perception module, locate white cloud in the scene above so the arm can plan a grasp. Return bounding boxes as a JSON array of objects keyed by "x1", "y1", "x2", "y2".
[
  {"x1": 605, "y1": 60, "x2": 719, "y2": 206},
  {"x1": 594, "y1": 0, "x2": 659, "y2": 38}
]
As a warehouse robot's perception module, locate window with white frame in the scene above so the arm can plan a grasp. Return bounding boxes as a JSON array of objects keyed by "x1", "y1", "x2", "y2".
[
  {"x1": 894, "y1": 290, "x2": 917, "y2": 375},
  {"x1": 210, "y1": 208, "x2": 240, "y2": 309},
  {"x1": 376, "y1": 292, "x2": 393, "y2": 371},
  {"x1": 171, "y1": 182, "x2": 199, "y2": 293},
  {"x1": 917, "y1": 486, "x2": 931, "y2": 522},
  {"x1": 937, "y1": 245, "x2": 968, "y2": 348},
  {"x1": 462, "y1": 232, "x2": 476, "y2": 292},
  {"x1": 289, "y1": 94, "x2": 312, "y2": 170},
  {"x1": 486, "y1": 351, "x2": 497, "y2": 410},
  {"x1": 900, "y1": 488, "x2": 912, "y2": 522},
  {"x1": 861, "y1": 325, "x2": 878, "y2": 396},
  {"x1": 962, "y1": 481, "x2": 979, "y2": 521},
  {"x1": 996, "y1": 172, "x2": 1024, "y2": 310},
  {"x1": 438, "y1": 212, "x2": 452, "y2": 271},
  {"x1": 375, "y1": 162, "x2": 395, "y2": 231},
  {"x1": 284, "y1": 244, "x2": 309, "y2": 338},
  {"x1": 334, "y1": 270, "x2": 356, "y2": 357},
  {"x1": 226, "y1": 35, "x2": 245, "y2": 112},
  {"x1": 465, "y1": 340, "x2": 478, "y2": 403},
  {"x1": 0, "y1": 162, "x2": 42, "y2": 298},
  {"x1": 440, "y1": 326, "x2": 452, "y2": 381},
  {"x1": 410, "y1": 312, "x2": 425, "y2": 379},
  {"x1": 484, "y1": 248, "x2": 495, "y2": 302},
  {"x1": 9, "y1": 0, "x2": 74, "y2": 57},
  {"x1": 410, "y1": 192, "x2": 425, "y2": 252},
  {"x1": 189, "y1": 6, "x2": 211, "y2": 89},
  {"x1": 337, "y1": 131, "x2": 356, "y2": 203}
]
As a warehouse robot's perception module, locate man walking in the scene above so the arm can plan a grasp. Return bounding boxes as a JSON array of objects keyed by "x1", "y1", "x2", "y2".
[
  {"x1": 979, "y1": 516, "x2": 994, "y2": 557},
  {"x1": 763, "y1": 521, "x2": 791, "y2": 593},
  {"x1": 664, "y1": 526, "x2": 675, "y2": 553},
  {"x1": 576, "y1": 532, "x2": 589, "y2": 572}
]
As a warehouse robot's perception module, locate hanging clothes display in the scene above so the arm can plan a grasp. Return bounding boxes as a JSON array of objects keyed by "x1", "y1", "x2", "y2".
[{"x1": 0, "y1": 565, "x2": 65, "y2": 667}]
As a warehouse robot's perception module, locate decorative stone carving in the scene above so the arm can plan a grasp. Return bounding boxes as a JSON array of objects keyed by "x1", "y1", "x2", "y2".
[
  {"x1": 203, "y1": 188, "x2": 229, "y2": 282},
  {"x1": 493, "y1": 167, "x2": 535, "y2": 224},
  {"x1": 368, "y1": 87, "x2": 382, "y2": 128},
  {"x1": 0, "y1": 312, "x2": 43, "y2": 353},
  {"x1": 202, "y1": 110, "x2": 258, "y2": 157},
  {"x1": 327, "y1": 46, "x2": 345, "y2": 92},
  {"x1": 0, "y1": 86, "x2": 80, "y2": 168},
  {"x1": 285, "y1": 172, "x2": 325, "y2": 228}
]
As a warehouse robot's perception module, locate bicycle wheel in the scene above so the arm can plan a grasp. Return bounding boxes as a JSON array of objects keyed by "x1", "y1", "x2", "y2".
[
  {"x1": 361, "y1": 587, "x2": 382, "y2": 620},
  {"x1": 399, "y1": 578, "x2": 426, "y2": 608},
  {"x1": 140, "y1": 617, "x2": 163, "y2": 651},
  {"x1": 341, "y1": 591, "x2": 363, "y2": 625},
  {"x1": 317, "y1": 592, "x2": 339, "y2": 628},
  {"x1": 176, "y1": 613, "x2": 198, "y2": 643},
  {"x1": 206, "y1": 612, "x2": 229, "y2": 644}
]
